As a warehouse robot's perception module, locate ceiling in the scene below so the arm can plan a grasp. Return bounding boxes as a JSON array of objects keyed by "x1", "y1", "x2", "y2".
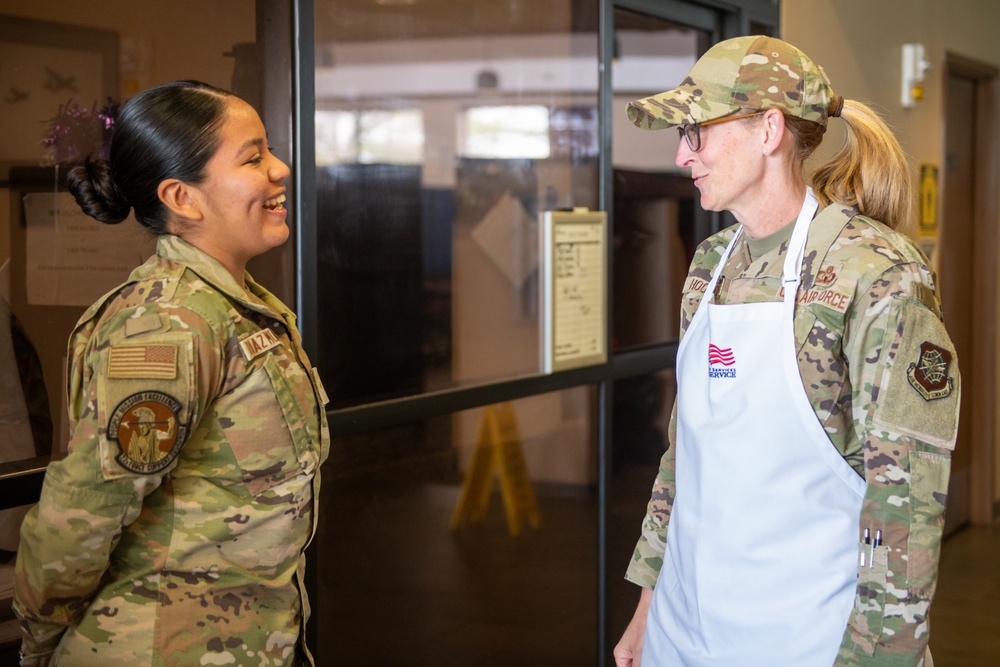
[{"x1": 314, "y1": 0, "x2": 597, "y2": 42}]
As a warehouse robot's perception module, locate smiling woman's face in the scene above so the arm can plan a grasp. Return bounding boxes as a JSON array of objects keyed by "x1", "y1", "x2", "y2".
[
  {"x1": 674, "y1": 113, "x2": 767, "y2": 221},
  {"x1": 180, "y1": 98, "x2": 291, "y2": 279}
]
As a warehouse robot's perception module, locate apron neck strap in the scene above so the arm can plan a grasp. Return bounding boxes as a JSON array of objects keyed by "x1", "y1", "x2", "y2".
[
  {"x1": 781, "y1": 188, "x2": 820, "y2": 300},
  {"x1": 706, "y1": 188, "x2": 820, "y2": 295}
]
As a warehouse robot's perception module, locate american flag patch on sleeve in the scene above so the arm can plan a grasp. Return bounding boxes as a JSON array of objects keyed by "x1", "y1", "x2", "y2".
[{"x1": 108, "y1": 344, "x2": 178, "y2": 379}]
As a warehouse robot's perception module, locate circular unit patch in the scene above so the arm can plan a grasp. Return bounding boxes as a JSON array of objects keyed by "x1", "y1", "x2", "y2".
[{"x1": 108, "y1": 391, "x2": 187, "y2": 474}]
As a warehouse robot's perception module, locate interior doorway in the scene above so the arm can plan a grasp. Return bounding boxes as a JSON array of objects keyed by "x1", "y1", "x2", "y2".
[{"x1": 939, "y1": 54, "x2": 998, "y2": 533}]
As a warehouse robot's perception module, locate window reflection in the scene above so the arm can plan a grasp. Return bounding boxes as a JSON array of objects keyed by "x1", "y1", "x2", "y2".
[
  {"x1": 318, "y1": 389, "x2": 598, "y2": 664},
  {"x1": 314, "y1": 2, "x2": 599, "y2": 406},
  {"x1": 0, "y1": 296, "x2": 52, "y2": 464},
  {"x1": 461, "y1": 105, "x2": 551, "y2": 159},
  {"x1": 611, "y1": 12, "x2": 707, "y2": 350},
  {"x1": 316, "y1": 109, "x2": 424, "y2": 165}
]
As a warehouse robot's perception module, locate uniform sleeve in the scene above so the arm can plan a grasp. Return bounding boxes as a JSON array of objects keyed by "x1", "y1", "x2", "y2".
[
  {"x1": 12, "y1": 307, "x2": 225, "y2": 664},
  {"x1": 624, "y1": 400, "x2": 677, "y2": 588},
  {"x1": 836, "y1": 265, "x2": 960, "y2": 666}
]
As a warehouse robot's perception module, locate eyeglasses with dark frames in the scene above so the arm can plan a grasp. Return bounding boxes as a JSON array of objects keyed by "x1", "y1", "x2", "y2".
[{"x1": 677, "y1": 110, "x2": 767, "y2": 152}]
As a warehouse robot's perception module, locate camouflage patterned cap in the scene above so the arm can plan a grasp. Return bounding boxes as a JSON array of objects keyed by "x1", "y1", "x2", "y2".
[{"x1": 627, "y1": 35, "x2": 840, "y2": 130}]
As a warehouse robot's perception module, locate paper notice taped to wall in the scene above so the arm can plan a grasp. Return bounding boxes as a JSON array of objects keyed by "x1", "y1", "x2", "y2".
[{"x1": 23, "y1": 192, "x2": 155, "y2": 307}]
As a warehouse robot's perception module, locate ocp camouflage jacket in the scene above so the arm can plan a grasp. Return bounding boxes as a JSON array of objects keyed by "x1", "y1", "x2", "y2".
[{"x1": 14, "y1": 235, "x2": 330, "y2": 666}]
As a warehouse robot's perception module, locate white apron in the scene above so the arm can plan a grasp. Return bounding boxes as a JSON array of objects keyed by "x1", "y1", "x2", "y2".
[{"x1": 643, "y1": 189, "x2": 866, "y2": 666}]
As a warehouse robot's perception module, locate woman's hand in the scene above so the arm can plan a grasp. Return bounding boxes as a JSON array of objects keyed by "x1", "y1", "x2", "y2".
[{"x1": 614, "y1": 587, "x2": 653, "y2": 666}]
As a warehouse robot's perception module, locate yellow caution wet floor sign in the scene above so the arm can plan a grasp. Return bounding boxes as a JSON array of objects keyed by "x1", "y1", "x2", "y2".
[{"x1": 450, "y1": 402, "x2": 542, "y2": 536}]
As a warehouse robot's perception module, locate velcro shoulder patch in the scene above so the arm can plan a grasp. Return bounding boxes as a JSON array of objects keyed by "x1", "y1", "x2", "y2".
[
  {"x1": 125, "y1": 313, "x2": 165, "y2": 337},
  {"x1": 873, "y1": 305, "x2": 959, "y2": 450}
]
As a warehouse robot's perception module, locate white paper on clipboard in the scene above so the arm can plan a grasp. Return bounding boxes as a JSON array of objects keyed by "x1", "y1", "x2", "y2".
[{"x1": 540, "y1": 208, "x2": 607, "y2": 373}]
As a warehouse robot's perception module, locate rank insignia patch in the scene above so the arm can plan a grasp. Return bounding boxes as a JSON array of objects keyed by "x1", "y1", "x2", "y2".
[
  {"x1": 907, "y1": 342, "x2": 954, "y2": 401},
  {"x1": 815, "y1": 265, "x2": 837, "y2": 287},
  {"x1": 107, "y1": 392, "x2": 187, "y2": 474}
]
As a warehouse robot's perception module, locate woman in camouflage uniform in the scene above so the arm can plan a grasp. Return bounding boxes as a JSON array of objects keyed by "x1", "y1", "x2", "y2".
[
  {"x1": 614, "y1": 37, "x2": 959, "y2": 667},
  {"x1": 14, "y1": 81, "x2": 329, "y2": 666}
]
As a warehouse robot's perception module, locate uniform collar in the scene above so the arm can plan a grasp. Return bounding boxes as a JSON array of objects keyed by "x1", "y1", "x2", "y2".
[
  {"x1": 796, "y1": 204, "x2": 856, "y2": 289},
  {"x1": 730, "y1": 203, "x2": 855, "y2": 286},
  {"x1": 139, "y1": 235, "x2": 295, "y2": 324}
]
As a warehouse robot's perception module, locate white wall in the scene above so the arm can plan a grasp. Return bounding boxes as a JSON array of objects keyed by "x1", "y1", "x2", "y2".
[{"x1": 784, "y1": 0, "x2": 998, "y2": 171}]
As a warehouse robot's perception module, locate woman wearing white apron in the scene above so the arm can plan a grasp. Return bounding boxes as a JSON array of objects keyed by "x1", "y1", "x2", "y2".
[{"x1": 615, "y1": 37, "x2": 959, "y2": 667}]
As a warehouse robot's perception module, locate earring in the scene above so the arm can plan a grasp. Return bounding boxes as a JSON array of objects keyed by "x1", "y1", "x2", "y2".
[{"x1": 763, "y1": 149, "x2": 769, "y2": 156}]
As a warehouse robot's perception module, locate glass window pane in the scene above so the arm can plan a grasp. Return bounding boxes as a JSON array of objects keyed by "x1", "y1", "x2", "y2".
[
  {"x1": 317, "y1": 109, "x2": 424, "y2": 166},
  {"x1": 314, "y1": 1, "x2": 599, "y2": 408},
  {"x1": 461, "y1": 105, "x2": 551, "y2": 159},
  {"x1": 316, "y1": 110, "x2": 359, "y2": 165},
  {"x1": 318, "y1": 388, "x2": 598, "y2": 663},
  {"x1": 609, "y1": 368, "x2": 676, "y2": 640},
  {"x1": 360, "y1": 109, "x2": 424, "y2": 164},
  {"x1": 611, "y1": 11, "x2": 709, "y2": 351}
]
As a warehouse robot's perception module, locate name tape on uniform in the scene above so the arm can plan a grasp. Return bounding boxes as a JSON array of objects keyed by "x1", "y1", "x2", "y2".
[
  {"x1": 683, "y1": 276, "x2": 851, "y2": 314},
  {"x1": 239, "y1": 329, "x2": 283, "y2": 362}
]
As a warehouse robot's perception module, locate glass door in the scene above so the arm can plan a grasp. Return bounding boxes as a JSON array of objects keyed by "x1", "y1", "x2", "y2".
[
  {"x1": 311, "y1": 2, "x2": 604, "y2": 663},
  {"x1": 307, "y1": 0, "x2": 777, "y2": 664}
]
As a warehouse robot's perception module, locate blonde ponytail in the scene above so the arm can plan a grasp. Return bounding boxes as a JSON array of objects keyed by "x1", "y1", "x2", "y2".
[{"x1": 809, "y1": 99, "x2": 914, "y2": 231}]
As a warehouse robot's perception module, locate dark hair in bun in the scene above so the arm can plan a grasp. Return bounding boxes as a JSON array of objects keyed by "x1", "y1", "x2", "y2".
[
  {"x1": 66, "y1": 80, "x2": 235, "y2": 233},
  {"x1": 67, "y1": 158, "x2": 131, "y2": 225}
]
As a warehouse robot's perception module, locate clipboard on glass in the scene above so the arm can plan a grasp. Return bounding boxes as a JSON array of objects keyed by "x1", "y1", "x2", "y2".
[{"x1": 540, "y1": 208, "x2": 607, "y2": 373}]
